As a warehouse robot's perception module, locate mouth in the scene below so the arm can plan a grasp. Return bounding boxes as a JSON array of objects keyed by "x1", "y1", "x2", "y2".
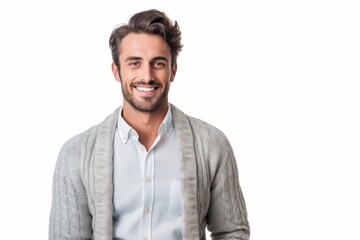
[
  {"x1": 135, "y1": 86, "x2": 158, "y2": 92},
  {"x1": 133, "y1": 85, "x2": 160, "y2": 97}
]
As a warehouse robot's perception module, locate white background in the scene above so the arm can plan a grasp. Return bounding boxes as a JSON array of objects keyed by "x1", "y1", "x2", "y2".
[{"x1": 0, "y1": 0, "x2": 359, "y2": 239}]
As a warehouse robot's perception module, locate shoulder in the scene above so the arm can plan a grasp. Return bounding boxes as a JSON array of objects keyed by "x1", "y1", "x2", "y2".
[
  {"x1": 170, "y1": 103, "x2": 230, "y2": 149},
  {"x1": 186, "y1": 115, "x2": 234, "y2": 160},
  {"x1": 171, "y1": 104, "x2": 236, "y2": 179},
  {"x1": 55, "y1": 125, "x2": 98, "y2": 177},
  {"x1": 59, "y1": 107, "x2": 120, "y2": 156},
  {"x1": 55, "y1": 107, "x2": 120, "y2": 175},
  {"x1": 187, "y1": 115, "x2": 227, "y2": 140},
  {"x1": 58, "y1": 125, "x2": 97, "y2": 159}
]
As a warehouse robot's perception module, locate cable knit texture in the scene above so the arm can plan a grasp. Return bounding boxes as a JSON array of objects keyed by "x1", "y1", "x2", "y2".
[{"x1": 49, "y1": 104, "x2": 250, "y2": 240}]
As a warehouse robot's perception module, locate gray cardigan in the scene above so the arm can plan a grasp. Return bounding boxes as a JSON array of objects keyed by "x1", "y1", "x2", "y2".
[{"x1": 49, "y1": 104, "x2": 250, "y2": 240}]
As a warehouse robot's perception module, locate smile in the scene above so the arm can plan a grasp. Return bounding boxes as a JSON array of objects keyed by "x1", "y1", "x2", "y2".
[{"x1": 135, "y1": 86, "x2": 158, "y2": 92}]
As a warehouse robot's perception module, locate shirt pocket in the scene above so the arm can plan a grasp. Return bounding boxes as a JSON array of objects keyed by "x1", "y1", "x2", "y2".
[{"x1": 167, "y1": 180, "x2": 182, "y2": 221}]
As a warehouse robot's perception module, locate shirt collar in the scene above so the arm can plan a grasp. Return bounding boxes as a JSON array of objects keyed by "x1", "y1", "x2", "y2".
[
  {"x1": 158, "y1": 105, "x2": 174, "y2": 137},
  {"x1": 117, "y1": 106, "x2": 133, "y2": 144},
  {"x1": 117, "y1": 105, "x2": 174, "y2": 144}
]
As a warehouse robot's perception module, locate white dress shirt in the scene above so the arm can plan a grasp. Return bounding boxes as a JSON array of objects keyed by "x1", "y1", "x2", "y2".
[{"x1": 113, "y1": 106, "x2": 183, "y2": 240}]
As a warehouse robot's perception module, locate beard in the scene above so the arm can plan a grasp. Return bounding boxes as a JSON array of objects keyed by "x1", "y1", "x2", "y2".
[{"x1": 120, "y1": 78, "x2": 170, "y2": 113}]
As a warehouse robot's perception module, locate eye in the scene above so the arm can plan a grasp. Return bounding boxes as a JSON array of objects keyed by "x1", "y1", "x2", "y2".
[
  {"x1": 129, "y1": 61, "x2": 140, "y2": 68},
  {"x1": 152, "y1": 60, "x2": 166, "y2": 69}
]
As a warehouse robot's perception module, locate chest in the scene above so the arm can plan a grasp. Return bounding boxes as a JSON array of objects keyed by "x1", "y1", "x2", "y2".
[{"x1": 112, "y1": 127, "x2": 183, "y2": 238}]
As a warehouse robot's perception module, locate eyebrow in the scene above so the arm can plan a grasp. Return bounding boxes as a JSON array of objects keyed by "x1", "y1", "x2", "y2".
[
  {"x1": 124, "y1": 56, "x2": 169, "y2": 62},
  {"x1": 124, "y1": 56, "x2": 142, "y2": 62},
  {"x1": 152, "y1": 56, "x2": 169, "y2": 62}
]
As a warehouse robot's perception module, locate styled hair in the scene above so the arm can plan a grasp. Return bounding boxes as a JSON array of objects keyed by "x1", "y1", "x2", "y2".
[{"x1": 109, "y1": 9, "x2": 183, "y2": 68}]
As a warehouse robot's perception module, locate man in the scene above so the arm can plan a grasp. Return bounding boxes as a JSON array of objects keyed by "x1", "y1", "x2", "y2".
[{"x1": 49, "y1": 9, "x2": 250, "y2": 240}]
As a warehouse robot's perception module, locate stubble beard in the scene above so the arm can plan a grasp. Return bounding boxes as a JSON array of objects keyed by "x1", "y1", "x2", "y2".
[{"x1": 120, "y1": 79, "x2": 170, "y2": 113}]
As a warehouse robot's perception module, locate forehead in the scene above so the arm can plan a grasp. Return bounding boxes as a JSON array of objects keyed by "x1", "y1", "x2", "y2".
[{"x1": 119, "y1": 32, "x2": 171, "y2": 60}]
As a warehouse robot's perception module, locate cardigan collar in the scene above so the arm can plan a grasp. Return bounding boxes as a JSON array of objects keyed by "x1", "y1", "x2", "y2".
[{"x1": 92, "y1": 103, "x2": 200, "y2": 239}]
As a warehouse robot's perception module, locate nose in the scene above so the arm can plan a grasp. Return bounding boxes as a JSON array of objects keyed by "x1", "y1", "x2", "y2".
[{"x1": 140, "y1": 64, "x2": 154, "y2": 83}]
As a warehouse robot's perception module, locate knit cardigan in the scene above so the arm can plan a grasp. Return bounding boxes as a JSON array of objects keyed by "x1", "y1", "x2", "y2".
[{"x1": 49, "y1": 104, "x2": 250, "y2": 240}]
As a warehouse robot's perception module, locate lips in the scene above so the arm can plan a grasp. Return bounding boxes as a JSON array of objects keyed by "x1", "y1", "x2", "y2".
[
  {"x1": 133, "y1": 85, "x2": 160, "y2": 97},
  {"x1": 135, "y1": 86, "x2": 157, "y2": 92}
]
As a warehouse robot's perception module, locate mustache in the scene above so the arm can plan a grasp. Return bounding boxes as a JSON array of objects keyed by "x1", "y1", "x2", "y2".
[{"x1": 130, "y1": 80, "x2": 160, "y2": 86}]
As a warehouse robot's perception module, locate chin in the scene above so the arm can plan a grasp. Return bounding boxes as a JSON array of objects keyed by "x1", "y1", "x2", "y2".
[{"x1": 131, "y1": 102, "x2": 162, "y2": 113}]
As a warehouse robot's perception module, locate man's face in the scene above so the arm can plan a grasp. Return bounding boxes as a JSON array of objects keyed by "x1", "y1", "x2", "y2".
[{"x1": 112, "y1": 32, "x2": 176, "y2": 112}]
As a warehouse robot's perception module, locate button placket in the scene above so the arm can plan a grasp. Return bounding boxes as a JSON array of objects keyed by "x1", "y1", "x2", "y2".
[{"x1": 141, "y1": 149, "x2": 154, "y2": 240}]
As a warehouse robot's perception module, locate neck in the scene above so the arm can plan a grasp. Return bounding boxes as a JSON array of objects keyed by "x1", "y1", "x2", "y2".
[{"x1": 122, "y1": 102, "x2": 169, "y2": 150}]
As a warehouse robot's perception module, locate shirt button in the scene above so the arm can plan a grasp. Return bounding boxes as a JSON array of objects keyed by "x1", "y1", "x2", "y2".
[
  {"x1": 140, "y1": 146, "x2": 146, "y2": 152},
  {"x1": 144, "y1": 208, "x2": 151, "y2": 214},
  {"x1": 146, "y1": 178, "x2": 152, "y2": 184}
]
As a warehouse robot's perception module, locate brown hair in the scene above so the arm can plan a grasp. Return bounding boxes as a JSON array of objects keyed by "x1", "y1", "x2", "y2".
[{"x1": 109, "y1": 9, "x2": 183, "y2": 68}]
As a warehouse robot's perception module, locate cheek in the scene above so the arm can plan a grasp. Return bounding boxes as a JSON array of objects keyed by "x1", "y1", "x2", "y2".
[
  {"x1": 120, "y1": 69, "x2": 138, "y2": 82},
  {"x1": 159, "y1": 70, "x2": 173, "y2": 81}
]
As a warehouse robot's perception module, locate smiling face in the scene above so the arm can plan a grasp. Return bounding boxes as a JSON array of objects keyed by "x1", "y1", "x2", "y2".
[{"x1": 112, "y1": 33, "x2": 177, "y2": 113}]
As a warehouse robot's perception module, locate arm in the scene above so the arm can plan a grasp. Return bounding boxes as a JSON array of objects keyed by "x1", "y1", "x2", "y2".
[
  {"x1": 49, "y1": 138, "x2": 93, "y2": 240},
  {"x1": 206, "y1": 134, "x2": 250, "y2": 240}
]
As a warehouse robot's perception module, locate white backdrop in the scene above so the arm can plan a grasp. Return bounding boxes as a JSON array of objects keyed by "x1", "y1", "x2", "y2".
[{"x1": 0, "y1": 0, "x2": 359, "y2": 239}]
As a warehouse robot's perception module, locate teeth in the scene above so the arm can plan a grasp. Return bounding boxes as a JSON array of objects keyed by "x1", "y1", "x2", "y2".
[{"x1": 136, "y1": 87, "x2": 155, "y2": 92}]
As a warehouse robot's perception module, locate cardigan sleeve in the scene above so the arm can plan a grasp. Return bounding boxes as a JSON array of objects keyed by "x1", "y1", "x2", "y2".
[
  {"x1": 206, "y1": 131, "x2": 250, "y2": 240},
  {"x1": 49, "y1": 136, "x2": 93, "y2": 240}
]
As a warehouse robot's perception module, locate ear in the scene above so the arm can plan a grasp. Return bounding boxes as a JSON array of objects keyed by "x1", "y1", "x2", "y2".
[
  {"x1": 170, "y1": 63, "x2": 177, "y2": 82},
  {"x1": 112, "y1": 62, "x2": 121, "y2": 82}
]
